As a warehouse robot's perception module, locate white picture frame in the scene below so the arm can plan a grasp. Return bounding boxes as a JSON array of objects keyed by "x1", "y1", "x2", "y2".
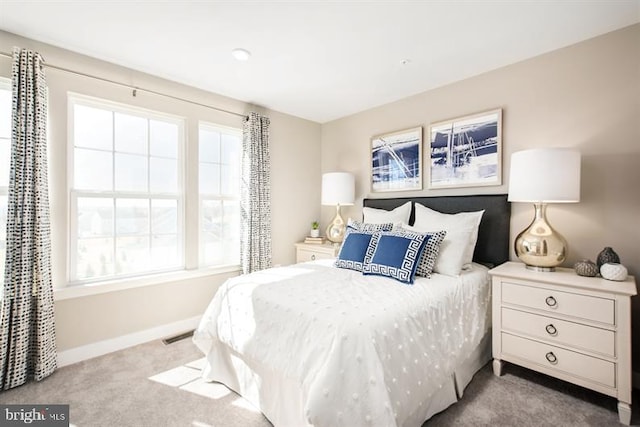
[
  {"x1": 370, "y1": 126, "x2": 422, "y2": 193},
  {"x1": 428, "y1": 109, "x2": 502, "y2": 189}
]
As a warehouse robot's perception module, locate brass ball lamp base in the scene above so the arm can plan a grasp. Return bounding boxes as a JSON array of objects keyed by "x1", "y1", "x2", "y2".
[
  {"x1": 326, "y1": 204, "x2": 346, "y2": 243},
  {"x1": 514, "y1": 203, "x2": 567, "y2": 272}
]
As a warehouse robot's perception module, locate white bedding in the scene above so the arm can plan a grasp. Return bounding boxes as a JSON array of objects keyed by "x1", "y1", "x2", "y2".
[{"x1": 193, "y1": 260, "x2": 491, "y2": 427}]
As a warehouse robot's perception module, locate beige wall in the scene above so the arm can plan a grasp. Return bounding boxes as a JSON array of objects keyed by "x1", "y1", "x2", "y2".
[
  {"x1": 322, "y1": 24, "x2": 640, "y2": 366},
  {"x1": 0, "y1": 31, "x2": 321, "y2": 352}
]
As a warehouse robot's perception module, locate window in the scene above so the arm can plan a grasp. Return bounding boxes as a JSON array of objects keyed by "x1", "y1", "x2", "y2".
[
  {"x1": 199, "y1": 123, "x2": 241, "y2": 267},
  {"x1": 69, "y1": 95, "x2": 184, "y2": 283},
  {"x1": 0, "y1": 79, "x2": 11, "y2": 288}
]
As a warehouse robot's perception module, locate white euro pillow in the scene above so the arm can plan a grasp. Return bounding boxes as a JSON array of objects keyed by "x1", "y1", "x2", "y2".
[
  {"x1": 413, "y1": 203, "x2": 484, "y2": 274},
  {"x1": 363, "y1": 201, "x2": 411, "y2": 225}
]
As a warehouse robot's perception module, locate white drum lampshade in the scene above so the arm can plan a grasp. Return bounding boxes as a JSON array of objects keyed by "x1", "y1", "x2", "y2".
[{"x1": 322, "y1": 172, "x2": 355, "y2": 243}]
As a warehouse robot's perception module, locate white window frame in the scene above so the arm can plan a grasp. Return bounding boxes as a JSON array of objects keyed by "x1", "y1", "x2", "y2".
[
  {"x1": 68, "y1": 93, "x2": 186, "y2": 285},
  {"x1": 198, "y1": 121, "x2": 242, "y2": 268}
]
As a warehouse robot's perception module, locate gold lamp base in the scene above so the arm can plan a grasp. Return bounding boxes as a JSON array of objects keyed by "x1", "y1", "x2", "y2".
[
  {"x1": 515, "y1": 203, "x2": 567, "y2": 272},
  {"x1": 326, "y1": 204, "x2": 346, "y2": 243}
]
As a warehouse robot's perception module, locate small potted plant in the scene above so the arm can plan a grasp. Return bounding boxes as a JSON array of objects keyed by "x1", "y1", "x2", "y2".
[{"x1": 310, "y1": 221, "x2": 320, "y2": 238}]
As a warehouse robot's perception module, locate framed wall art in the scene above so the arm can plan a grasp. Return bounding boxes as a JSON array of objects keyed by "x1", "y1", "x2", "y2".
[
  {"x1": 371, "y1": 126, "x2": 422, "y2": 192},
  {"x1": 428, "y1": 109, "x2": 502, "y2": 189}
]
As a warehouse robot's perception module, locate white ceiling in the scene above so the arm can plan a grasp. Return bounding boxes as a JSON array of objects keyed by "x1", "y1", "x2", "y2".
[{"x1": 0, "y1": 1, "x2": 638, "y2": 123}]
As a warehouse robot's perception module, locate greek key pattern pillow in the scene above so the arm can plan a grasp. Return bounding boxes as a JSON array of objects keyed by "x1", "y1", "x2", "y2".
[{"x1": 361, "y1": 229, "x2": 428, "y2": 284}]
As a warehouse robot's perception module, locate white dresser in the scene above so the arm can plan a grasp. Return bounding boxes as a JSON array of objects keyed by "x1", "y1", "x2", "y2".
[{"x1": 489, "y1": 261, "x2": 637, "y2": 425}]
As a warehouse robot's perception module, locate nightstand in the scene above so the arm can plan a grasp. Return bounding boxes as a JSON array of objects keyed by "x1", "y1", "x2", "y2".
[
  {"x1": 489, "y1": 261, "x2": 637, "y2": 425},
  {"x1": 295, "y1": 242, "x2": 339, "y2": 263}
]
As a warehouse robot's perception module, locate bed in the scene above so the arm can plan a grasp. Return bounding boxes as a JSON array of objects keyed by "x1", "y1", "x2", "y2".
[{"x1": 193, "y1": 194, "x2": 510, "y2": 427}]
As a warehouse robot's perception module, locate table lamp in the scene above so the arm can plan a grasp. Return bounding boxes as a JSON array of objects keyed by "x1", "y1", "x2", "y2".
[
  {"x1": 321, "y1": 172, "x2": 355, "y2": 243},
  {"x1": 508, "y1": 148, "x2": 581, "y2": 271}
]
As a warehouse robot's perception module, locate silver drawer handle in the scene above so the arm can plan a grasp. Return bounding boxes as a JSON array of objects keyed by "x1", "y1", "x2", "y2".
[
  {"x1": 311, "y1": 254, "x2": 316, "y2": 261},
  {"x1": 545, "y1": 324, "x2": 557, "y2": 336},
  {"x1": 545, "y1": 296, "x2": 557, "y2": 307},
  {"x1": 545, "y1": 351, "x2": 557, "y2": 364}
]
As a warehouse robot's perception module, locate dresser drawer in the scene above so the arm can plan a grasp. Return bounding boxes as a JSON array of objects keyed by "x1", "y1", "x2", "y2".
[
  {"x1": 502, "y1": 333, "x2": 615, "y2": 388},
  {"x1": 501, "y1": 281, "x2": 614, "y2": 325},
  {"x1": 501, "y1": 308, "x2": 615, "y2": 357},
  {"x1": 296, "y1": 249, "x2": 334, "y2": 262}
]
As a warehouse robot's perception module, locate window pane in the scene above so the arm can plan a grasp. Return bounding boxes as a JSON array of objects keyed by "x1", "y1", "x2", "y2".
[
  {"x1": 115, "y1": 153, "x2": 148, "y2": 192},
  {"x1": 222, "y1": 200, "x2": 240, "y2": 265},
  {"x1": 151, "y1": 235, "x2": 179, "y2": 269},
  {"x1": 202, "y1": 199, "x2": 222, "y2": 236},
  {"x1": 0, "y1": 195, "x2": 7, "y2": 242},
  {"x1": 0, "y1": 140, "x2": 9, "y2": 187},
  {"x1": 76, "y1": 237, "x2": 114, "y2": 280},
  {"x1": 150, "y1": 120, "x2": 178, "y2": 158},
  {"x1": 74, "y1": 148, "x2": 113, "y2": 191},
  {"x1": 152, "y1": 199, "x2": 177, "y2": 234},
  {"x1": 200, "y1": 199, "x2": 240, "y2": 267},
  {"x1": 74, "y1": 104, "x2": 112, "y2": 150},
  {"x1": 115, "y1": 236, "x2": 150, "y2": 275},
  {"x1": 116, "y1": 198, "x2": 149, "y2": 235},
  {"x1": 203, "y1": 233, "x2": 224, "y2": 266},
  {"x1": 77, "y1": 197, "x2": 113, "y2": 238},
  {"x1": 115, "y1": 113, "x2": 147, "y2": 155},
  {"x1": 199, "y1": 129, "x2": 220, "y2": 163},
  {"x1": 221, "y1": 164, "x2": 241, "y2": 196},
  {"x1": 0, "y1": 89, "x2": 10, "y2": 138},
  {"x1": 198, "y1": 124, "x2": 241, "y2": 268},
  {"x1": 71, "y1": 96, "x2": 185, "y2": 283},
  {"x1": 223, "y1": 200, "x2": 240, "y2": 239},
  {"x1": 199, "y1": 163, "x2": 220, "y2": 195},
  {"x1": 221, "y1": 133, "x2": 240, "y2": 165},
  {"x1": 150, "y1": 157, "x2": 178, "y2": 193}
]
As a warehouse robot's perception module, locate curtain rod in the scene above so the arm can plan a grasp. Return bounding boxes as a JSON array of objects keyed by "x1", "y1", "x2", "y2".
[{"x1": 0, "y1": 50, "x2": 247, "y2": 119}]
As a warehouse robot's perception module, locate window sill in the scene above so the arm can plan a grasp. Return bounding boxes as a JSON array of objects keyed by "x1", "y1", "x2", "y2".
[{"x1": 54, "y1": 265, "x2": 242, "y2": 301}]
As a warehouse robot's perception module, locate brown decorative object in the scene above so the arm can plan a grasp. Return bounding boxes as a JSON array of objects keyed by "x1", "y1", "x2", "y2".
[
  {"x1": 574, "y1": 259, "x2": 599, "y2": 277},
  {"x1": 597, "y1": 247, "x2": 620, "y2": 268}
]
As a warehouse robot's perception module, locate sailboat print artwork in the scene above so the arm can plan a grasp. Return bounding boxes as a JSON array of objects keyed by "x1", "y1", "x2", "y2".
[
  {"x1": 428, "y1": 109, "x2": 502, "y2": 189},
  {"x1": 371, "y1": 127, "x2": 422, "y2": 192}
]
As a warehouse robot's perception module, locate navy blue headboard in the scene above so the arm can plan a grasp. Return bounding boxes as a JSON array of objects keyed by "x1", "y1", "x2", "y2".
[{"x1": 363, "y1": 194, "x2": 510, "y2": 267}]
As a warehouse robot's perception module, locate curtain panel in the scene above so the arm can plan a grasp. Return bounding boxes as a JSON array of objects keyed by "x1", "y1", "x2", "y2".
[
  {"x1": 0, "y1": 47, "x2": 56, "y2": 390},
  {"x1": 240, "y1": 112, "x2": 272, "y2": 274}
]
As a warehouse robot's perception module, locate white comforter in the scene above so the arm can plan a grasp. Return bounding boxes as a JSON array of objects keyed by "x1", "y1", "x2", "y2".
[{"x1": 193, "y1": 260, "x2": 491, "y2": 427}]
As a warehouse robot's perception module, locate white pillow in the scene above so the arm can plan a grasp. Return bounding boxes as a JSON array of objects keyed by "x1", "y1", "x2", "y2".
[
  {"x1": 363, "y1": 201, "x2": 411, "y2": 225},
  {"x1": 401, "y1": 223, "x2": 471, "y2": 276},
  {"x1": 413, "y1": 204, "x2": 484, "y2": 271}
]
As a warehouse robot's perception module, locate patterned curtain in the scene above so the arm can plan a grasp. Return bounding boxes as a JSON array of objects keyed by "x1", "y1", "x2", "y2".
[
  {"x1": 240, "y1": 112, "x2": 272, "y2": 274},
  {"x1": 0, "y1": 48, "x2": 56, "y2": 390}
]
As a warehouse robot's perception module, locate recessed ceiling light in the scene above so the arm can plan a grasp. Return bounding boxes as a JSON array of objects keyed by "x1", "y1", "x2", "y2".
[
  {"x1": 400, "y1": 59, "x2": 411, "y2": 66},
  {"x1": 232, "y1": 48, "x2": 251, "y2": 61}
]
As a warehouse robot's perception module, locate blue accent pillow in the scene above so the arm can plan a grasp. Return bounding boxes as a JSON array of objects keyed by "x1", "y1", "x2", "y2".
[
  {"x1": 334, "y1": 229, "x2": 375, "y2": 272},
  {"x1": 361, "y1": 230, "x2": 428, "y2": 284}
]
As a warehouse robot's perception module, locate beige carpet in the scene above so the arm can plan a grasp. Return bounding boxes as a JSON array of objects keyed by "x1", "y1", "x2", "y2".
[{"x1": 0, "y1": 337, "x2": 631, "y2": 426}]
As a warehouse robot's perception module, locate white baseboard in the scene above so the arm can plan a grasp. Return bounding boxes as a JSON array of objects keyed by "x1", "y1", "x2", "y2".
[{"x1": 57, "y1": 315, "x2": 201, "y2": 368}]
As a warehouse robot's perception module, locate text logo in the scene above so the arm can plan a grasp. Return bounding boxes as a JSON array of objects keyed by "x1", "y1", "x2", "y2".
[{"x1": 0, "y1": 405, "x2": 69, "y2": 426}]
